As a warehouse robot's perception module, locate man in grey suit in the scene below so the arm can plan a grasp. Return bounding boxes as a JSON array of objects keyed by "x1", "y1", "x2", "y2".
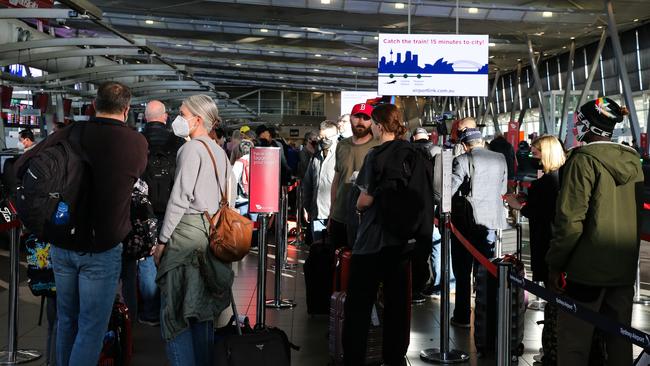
[{"x1": 448, "y1": 128, "x2": 508, "y2": 327}]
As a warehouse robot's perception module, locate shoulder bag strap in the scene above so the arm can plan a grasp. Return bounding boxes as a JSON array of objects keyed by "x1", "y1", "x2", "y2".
[
  {"x1": 467, "y1": 152, "x2": 474, "y2": 198},
  {"x1": 197, "y1": 139, "x2": 228, "y2": 206}
]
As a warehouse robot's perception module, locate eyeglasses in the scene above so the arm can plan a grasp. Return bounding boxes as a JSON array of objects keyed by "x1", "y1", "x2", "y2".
[{"x1": 354, "y1": 114, "x2": 371, "y2": 121}]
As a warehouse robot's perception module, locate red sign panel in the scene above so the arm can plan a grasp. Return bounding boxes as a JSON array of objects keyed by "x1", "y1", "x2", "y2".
[
  {"x1": 507, "y1": 121, "x2": 519, "y2": 152},
  {"x1": 0, "y1": 0, "x2": 53, "y2": 8},
  {"x1": 249, "y1": 147, "x2": 280, "y2": 214}
]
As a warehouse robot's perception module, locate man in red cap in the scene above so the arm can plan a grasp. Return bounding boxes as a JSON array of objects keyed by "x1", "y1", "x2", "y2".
[{"x1": 329, "y1": 103, "x2": 379, "y2": 247}]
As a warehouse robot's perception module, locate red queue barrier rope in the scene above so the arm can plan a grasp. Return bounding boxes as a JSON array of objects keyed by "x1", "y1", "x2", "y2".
[
  {"x1": 446, "y1": 221, "x2": 498, "y2": 278},
  {"x1": 0, "y1": 220, "x2": 20, "y2": 233}
]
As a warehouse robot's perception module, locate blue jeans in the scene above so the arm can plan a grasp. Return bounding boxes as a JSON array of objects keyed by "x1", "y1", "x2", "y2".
[
  {"x1": 138, "y1": 256, "x2": 160, "y2": 322},
  {"x1": 431, "y1": 226, "x2": 455, "y2": 289},
  {"x1": 46, "y1": 297, "x2": 57, "y2": 366},
  {"x1": 50, "y1": 244, "x2": 123, "y2": 366},
  {"x1": 161, "y1": 297, "x2": 214, "y2": 366},
  {"x1": 311, "y1": 219, "x2": 328, "y2": 243}
]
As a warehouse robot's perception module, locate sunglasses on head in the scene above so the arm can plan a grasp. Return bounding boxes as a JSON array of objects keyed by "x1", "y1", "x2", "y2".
[{"x1": 354, "y1": 114, "x2": 371, "y2": 121}]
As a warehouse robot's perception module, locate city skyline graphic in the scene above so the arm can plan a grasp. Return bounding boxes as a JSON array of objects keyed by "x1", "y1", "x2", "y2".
[{"x1": 378, "y1": 49, "x2": 488, "y2": 75}]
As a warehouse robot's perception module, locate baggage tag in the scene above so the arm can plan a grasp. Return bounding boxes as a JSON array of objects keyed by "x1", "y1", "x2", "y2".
[{"x1": 370, "y1": 305, "x2": 380, "y2": 326}]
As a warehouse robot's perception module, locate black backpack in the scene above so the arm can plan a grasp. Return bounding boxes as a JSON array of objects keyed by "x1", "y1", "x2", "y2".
[
  {"x1": 143, "y1": 136, "x2": 177, "y2": 215},
  {"x1": 375, "y1": 140, "x2": 434, "y2": 241},
  {"x1": 15, "y1": 124, "x2": 92, "y2": 246}
]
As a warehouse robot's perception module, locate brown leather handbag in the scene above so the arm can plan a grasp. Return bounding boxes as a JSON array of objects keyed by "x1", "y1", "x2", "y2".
[{"x1": 198, "y1": 140, "x2": 253, "y2": 262}]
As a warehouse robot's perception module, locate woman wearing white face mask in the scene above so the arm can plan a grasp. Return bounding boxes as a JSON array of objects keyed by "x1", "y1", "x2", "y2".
[{"x1": 153, "y1": 94, "x2": 236, "y2": 366}]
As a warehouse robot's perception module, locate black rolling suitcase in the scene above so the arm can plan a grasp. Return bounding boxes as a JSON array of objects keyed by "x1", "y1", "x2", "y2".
[
  {"x1": 474, "y1": 224, "x2": 526, "y2": 360},
  {"x1": 215, "y1": 291, "x2": 299, "y2": 366},
  {"x1": 303, "y1": 240, "x2": 334, "y2": 314}
]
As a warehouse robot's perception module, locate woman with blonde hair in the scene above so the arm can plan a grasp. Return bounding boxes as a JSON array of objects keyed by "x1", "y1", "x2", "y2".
[
  {"x1": 505, "y1": 134, "x2": 565, "y2": 365},
  {"x1": 153, "y1": 94, "x2": 236, "y2": 366}
]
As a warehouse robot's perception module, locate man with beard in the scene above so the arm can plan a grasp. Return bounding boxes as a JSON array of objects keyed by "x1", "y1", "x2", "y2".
[{"x1": 329, "y1": 103, "x2": 379, "y2": 247}]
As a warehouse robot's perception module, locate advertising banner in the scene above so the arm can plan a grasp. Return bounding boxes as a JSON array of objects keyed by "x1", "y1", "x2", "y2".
[
  {"x1": 378, "y1": 34, "x2": 489, "y2": 97},
  {"x1": 249, "y1": 147, "x2": 280, "y2": 214},
  {"x1": 0, "y1": 0, "x2": 53, "y2": 8}
]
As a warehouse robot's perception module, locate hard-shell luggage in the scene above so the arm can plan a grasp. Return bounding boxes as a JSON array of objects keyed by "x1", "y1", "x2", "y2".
[
  {"x1": 474, "y1": 224, "x2": 525, "y2": 360},
  {"x1": 98, "y1": 298, "x2": 132, "y2": 366},
  {"x1": 303, "y1": 240, "x2": 334, "y2": 314},
  {"x1": 333, "y1": 247, "x2": 352, "y2": 293},
  {"x1": 328, "y1": 291, "x2": 382, "y2": 365}
]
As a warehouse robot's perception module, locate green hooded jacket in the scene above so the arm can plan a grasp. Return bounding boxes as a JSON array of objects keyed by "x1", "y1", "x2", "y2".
[{"x1": 546, "y1": 142, "x2": 644, "y2": 286}]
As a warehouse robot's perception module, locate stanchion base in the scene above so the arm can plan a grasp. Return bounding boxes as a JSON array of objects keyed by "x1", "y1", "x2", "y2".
[
  {"x1": 0, "y1": 350, "x2": 42, "y2": 365},
  {"x1": 420, "y1": 348, "x2": 469, "y2": 364},
  {"x1": 283, "y1": 262, "x2": 298, "y2": 270},
  {"x1": 265, "y1": 299, "x2": 297, "y2": 309},
  {"x1": 634, "y1": 296, "x2": 650, "y2": 306},
  {"x1": 527, "y1": 299, "x2": 546, "y2": 311}
]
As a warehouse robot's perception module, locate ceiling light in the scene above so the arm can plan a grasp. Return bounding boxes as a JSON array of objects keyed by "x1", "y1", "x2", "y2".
[
  {"x1": 314, "y1": 69, "x2": 320, "y2": 72},
  {"x1": 395, "y1": 3, "x2": 405, "y2": 9},
  {"x1": 570, "y1": 37, "x2": 576, "y2": 40},
  {"x1": 311, "y1": 87, "x2": 316, "y2": 89},
  {"x1": 597, "y1": 25, "x2": 603, "y2": 29},
  {"x1": 235, "y1": 63, "x2": 241, "y2": 66},
  {"x1": 321, "y1": 0, "x2": 330, "y2": 3},
  {"x1": 489, "y1": 55, "x2": 495, "y2": 59},
  {"x1": 488, "y1": 42, "x2": 496, "y2": 47},
  {"x1": 312, "y1": 79, "x2": 317, "y2": 81},
  {"x1": 260, "y1": 28, "x2": 269, "y2": 33},
  {"x1": 542, "y1": 11, "x2": 553, "y2": 18},
  {"x1": 145, "y1": 20, "x2": 155, "y2": 24},
  {"x1": 374, "y1": 36, "x2": 379, "y2": 40},
  {"x1": 176, "y1": 44, "x2": 182, "y2": 47},
  {"x1": 468, "y1": 7, "x2": 479, "y2": 14},
  {"x1": 634, "y1": 18, "x2": 639, "y2": 22},
  {"x1": 269, "y1": 51, "x2": 275, "y2": 54},
  {"x1": 315, "y1": 54, "x2": 322, "y2": 57},
  {"x1": 562, "y1": 46, "x2": 567, "y2": 49},
  {"x1": 282, "y1": 84, "x2": 287, "y2": 87},
  {"x1": 361, "y1": 57, "x2": 368, "y2": 60}
]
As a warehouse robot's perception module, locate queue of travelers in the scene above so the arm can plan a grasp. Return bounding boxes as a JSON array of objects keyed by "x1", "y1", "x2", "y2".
[{"x1": 3, "y1": 83, "x2": 643, "y2": 366}]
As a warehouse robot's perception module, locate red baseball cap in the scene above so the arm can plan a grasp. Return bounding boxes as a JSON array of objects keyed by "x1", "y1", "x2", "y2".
[{"x1": 351, "y1": 103, "x2": 374, "y2": 118}]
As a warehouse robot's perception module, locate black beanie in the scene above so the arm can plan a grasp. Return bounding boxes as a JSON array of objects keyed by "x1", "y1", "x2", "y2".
[{"x1": 578, "y1": 97, "x2": 626, "y2": 133}]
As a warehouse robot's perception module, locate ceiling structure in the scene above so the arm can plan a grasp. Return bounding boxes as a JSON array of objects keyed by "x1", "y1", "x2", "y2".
[{"x1": 1, "y1": 0, "x2": 650, "y2": 119}]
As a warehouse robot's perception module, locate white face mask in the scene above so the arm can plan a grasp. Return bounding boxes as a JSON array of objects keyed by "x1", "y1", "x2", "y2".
[{"x1": 172, "y1": 115, "x2": 193, "y2": 138}]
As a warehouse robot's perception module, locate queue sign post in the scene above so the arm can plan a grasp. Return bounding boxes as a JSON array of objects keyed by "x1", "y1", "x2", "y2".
[
  {"x1": 0, "y1": 204, "x2": 41, "y2": 365},
  {"x1": 421, "y1": 149, "x2": 469, "y2": 364},
  {"x1": 249, "y1": 147, "x2": 282, "y2": 327}
]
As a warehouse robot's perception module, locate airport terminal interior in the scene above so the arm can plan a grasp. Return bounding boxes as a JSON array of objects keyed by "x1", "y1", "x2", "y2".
[{"x1": 2, "y1": 0, "x2": 650, "y2": 365}]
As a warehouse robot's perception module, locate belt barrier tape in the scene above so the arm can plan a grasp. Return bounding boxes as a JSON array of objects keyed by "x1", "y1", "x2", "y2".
[
  {"x1": 0, "y1": 220, "x2": 20, "y2": 233},
  {"x1": 443, "y1": 218, "x2": 650, "y2": 352}
]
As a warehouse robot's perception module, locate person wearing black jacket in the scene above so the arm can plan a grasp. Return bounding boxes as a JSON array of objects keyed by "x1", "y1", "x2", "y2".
[
  {"x1": 489, "y1": 133, "x2": 516, "y2": 181},
  {"x1": 505, "y1": 135, "x2": 565, "y2": 365},
  {"x1": 15, "y1": 81, "x2": 147, "y2": 366},
  {"x1": 343, "y1": 104, "x2": 417, "y2": 366},
  {"x1": 136, "y1": 100, "x2": 184, "y2": 326}
]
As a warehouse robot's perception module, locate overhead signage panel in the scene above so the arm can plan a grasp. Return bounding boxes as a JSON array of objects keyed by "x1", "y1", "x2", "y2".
[{"x1": 377, "y1": 34, "x2": 489, "y2": 97}]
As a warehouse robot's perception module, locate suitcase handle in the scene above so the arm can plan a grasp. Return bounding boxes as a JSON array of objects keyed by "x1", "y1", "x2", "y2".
[{"x1": 228, "y1": 289, "x2": 243, "y2": 336}]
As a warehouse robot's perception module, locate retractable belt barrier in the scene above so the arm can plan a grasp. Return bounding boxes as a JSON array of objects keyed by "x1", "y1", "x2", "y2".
[
  {"x1": 0, "y1": 220, "x2": 20, "y2": 233},
  {"x1": 446, "y1": 218, "x2": 650, "y2": 352}
]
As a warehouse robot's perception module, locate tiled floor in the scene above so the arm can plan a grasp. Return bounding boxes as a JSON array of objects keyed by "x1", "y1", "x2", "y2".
[{"x1": 2, "y1": 233, "x2": 650, "y2": 365}]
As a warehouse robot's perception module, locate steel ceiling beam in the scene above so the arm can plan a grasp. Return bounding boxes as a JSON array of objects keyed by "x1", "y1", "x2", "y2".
[
  {"x1": 0, "y1": 48, "x2": 143, "y2": 67},
  {"x1": 129, "y1": 80, "x2": 211, "y2": 92},
  {"x1": 0, "y1": 38, "x2": 150, "y2": 53},
  {"x1": 38, "y1": 71, "x2": 180, "y2": 87},
  {"x1": 0, "y1": 9, "x2": 84, "y2": 19},
  {"x1": 131, "y1": 85, "x2": 210, "y2": 94},
  {"x1": 526, "y1": 37, "x2": 553, "y2": 134},
  {"x1": 34, "y1": 64, "x2": 180, "y2": 82},
  {"x1": 559, "y1": 39, "x2": 576, "y2": 141}
]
